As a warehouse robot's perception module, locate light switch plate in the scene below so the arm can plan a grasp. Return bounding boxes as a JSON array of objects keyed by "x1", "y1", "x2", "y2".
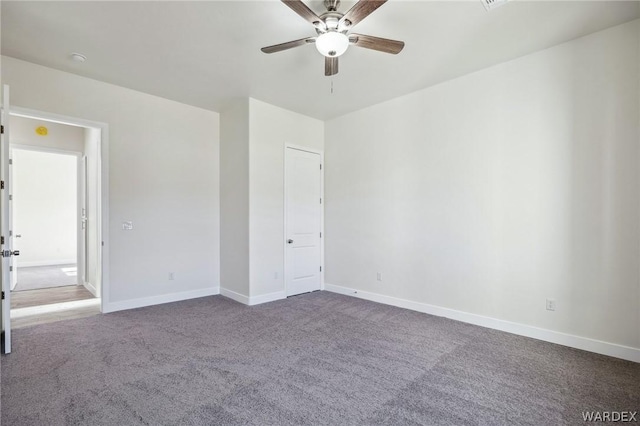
[{"x1": 122, "y1": 221, "x2": 133, "y2": 231}]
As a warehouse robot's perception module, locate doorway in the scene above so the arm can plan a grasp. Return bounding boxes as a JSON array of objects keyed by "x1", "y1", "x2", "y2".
[
  {"x1": 7, "y1": 115, "x2": 103, "y2": 330},
  {"x1": 284, "y1": 146, "x2": 323, "y2": 297}
]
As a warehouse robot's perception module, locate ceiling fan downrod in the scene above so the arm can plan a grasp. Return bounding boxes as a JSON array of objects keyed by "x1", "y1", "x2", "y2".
[{"x1": 324, "y1": 0, "x2": 340, "y2": 12}]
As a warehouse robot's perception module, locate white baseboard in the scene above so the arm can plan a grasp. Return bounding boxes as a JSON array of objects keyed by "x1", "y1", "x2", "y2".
[
  {"x1": 249, "y1": 290, "x2": 286, "y2": 306},
  {"x1": 83, "y1": 281, "x2": 97, "y2": 297},
  {"x1": 18, "y1": 259, "x2": 77, "y2": 268},
  {"x1": 220, "y1": 287, "x2": 250, "y2": 305},
  {"x1": 324, "y1": 283, "x2": 640, "y2": 364},
  {"x1": 103, "y1": 286, "x2": 220, "y2": 313},
  {"x1": 219, "y1": 288, "x2": 286, "y2": 306}
]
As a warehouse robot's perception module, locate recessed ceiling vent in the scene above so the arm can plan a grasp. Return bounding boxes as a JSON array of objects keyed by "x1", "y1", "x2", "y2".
[{"x1": 481, "y1": 0, "x2": 510, "y2": 11}]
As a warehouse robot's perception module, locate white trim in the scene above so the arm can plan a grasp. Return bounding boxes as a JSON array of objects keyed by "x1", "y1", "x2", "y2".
[
  {"x1": 220, "y1": 288, "x2": 285, "y2": 306},
  {"x1": 83, "y1": 281, "x2": 97, "y2": 297},
  {"x1": 11, "y1": 107, "x2": 106, "y2": 130},
  {"x1": 220, "y1": 287, "x2": 250, "y2": 305},
  {"x1": 9, "y1": 106, "x2": 109, "y2": 315},
  {"x1": 17, "y1": 260, "x2": 77, "y2": 268},
  {"x1": 324, "y1": 283, "x2": 640, "y2": 364},
  {"x1": 283, "y1": 144, "x2": 325, "y2": 297},
  {"x1": 10, "y1": 142, "x2": 82, "y2": 157},
  {"x1": 104, "y1": 287, "x2": 220, "y2": 313},
  {"x1": 284, "y1": 144, "x2": 323, "y2": 156},
  {"x1": 79, "y1": 154, "x2": 87, "y2": 286},
  {"x1": 249, "y1": 290, "x2": 286, "y2": 306}
]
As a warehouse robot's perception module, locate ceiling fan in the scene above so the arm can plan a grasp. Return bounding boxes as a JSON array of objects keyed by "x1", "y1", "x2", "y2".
[{"x1": 261, "y1": 0, "x2": 405, "y2": 76}]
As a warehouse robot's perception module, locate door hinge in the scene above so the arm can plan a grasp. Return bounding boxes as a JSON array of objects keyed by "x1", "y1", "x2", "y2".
[
  {"x1": 1, "y1": 291, "x2": 4, "y2": 300},
  {"x1": 320, "y1": 198, "x2": 322, "y2": 204},
  {"x1": 8, "y1": 195, "x2": 12, "y2": 201},
  {"x1": 1, "y1": 181, "x2": 4, "y2": 190},
  {"x1": 320, "y1": 164, "x2": 322, "y2": 170},
  {"x1": 320, "y1": 232, "x2": 322, "y2": 238},
  {"x1": 9, "y1": 266, "x2": 12, "y2": 272},
  {"x1": 1, "y1": 125, "x2": 4, "y2": 135},
  {"x1": 320, "y1": 266, "x2": 322, "y2": 272},
  {"x1": 1, "y1": 236, "x2": 4, "y2": 245},
  {"x1": 8, "y1": 159, "x2": 12, "y2": 165}
]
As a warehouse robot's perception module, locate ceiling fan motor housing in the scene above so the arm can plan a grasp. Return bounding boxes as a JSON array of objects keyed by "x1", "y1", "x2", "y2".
[{"x1": 317, "y1": 12, "x2": 348, "y2": 34}]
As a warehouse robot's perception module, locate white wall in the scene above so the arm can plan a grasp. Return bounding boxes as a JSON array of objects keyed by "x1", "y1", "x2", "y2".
[
  {"x1": 2, "y1": 56, "x2": 220, "y2": 310},
  {"x1": 219, "y1": 98, "x2": 324, "y2": 302},
  {"x1": 220, "y1": 99, "x2": 250, "y2": 298},
  {"x1": 248, "y1": 98, "x2": 324, "y2": 299},
  {"x1": 325, "y1": 21, "x2": 640, "y2": 351},
  {"x1": 12, "y1": 149, "x2": 77, "y2": 266},
  {"x1": 10, "y1": 115, "x2": 85, "y2": 152}
]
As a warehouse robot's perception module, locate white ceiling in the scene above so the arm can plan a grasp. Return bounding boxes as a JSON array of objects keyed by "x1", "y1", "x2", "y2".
[{"x1": 2, "y1": 1, "x2": 638, "y2": 119}]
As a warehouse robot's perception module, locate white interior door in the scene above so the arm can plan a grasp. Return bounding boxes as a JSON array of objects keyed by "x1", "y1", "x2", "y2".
[
  {"x1": 1, "y1": 85, "x2": 13, "y2": 354},
  {"x1": 285, "y1": 147, "x2": 322, "y2": 297}
]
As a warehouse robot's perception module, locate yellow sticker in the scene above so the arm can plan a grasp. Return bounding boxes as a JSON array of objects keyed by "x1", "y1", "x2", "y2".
[{"x1": 35, "y1": 126, "x2": 48, "y2": 136}]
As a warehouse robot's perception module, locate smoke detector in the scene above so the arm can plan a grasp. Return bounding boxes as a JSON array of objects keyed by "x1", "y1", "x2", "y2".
[{"x1": 70, "y1": 52, "x2": 87, "y2": 63}]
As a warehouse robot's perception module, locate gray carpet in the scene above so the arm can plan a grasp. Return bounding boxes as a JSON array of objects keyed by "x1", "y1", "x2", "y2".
[
  {"x1": 1, "y1": 292, "x2": 639, "y2": 425},
  {"x1": 14, "y1": 264, "x2": 78, "y2": 291}
]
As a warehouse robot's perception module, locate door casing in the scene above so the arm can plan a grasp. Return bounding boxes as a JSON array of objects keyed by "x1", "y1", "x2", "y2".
[{"x1": 8, "y1": 106, "x2": 110, "y2": 315}]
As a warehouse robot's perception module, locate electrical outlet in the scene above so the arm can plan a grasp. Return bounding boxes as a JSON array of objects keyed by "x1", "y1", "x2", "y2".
[
  {"x1": 169, "y1": 272, "x2": 175, "y2": 281},
  {"x1": 377, "y1": 272, "x2": 382, "y2": 281},
  {"x1": 546, "y1": 298, "x2": 556, "y2": 311}
]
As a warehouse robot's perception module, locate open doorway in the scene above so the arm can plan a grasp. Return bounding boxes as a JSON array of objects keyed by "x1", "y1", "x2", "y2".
[{"x1": 8, "y1": 116, "x2": 102, "y2": 328}]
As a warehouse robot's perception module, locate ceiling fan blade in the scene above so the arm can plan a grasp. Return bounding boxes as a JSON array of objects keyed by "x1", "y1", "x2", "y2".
[
  {"x1": 261, "y1": 37, "x2": 315, "y2": 54},
  {"x1": 339, "y1": 0, "x2": 387, "y2": 28},
  {"x1": 325, "y1": 56, "x2": 338, "y2": 76},
  {"x1": 282, "y1": 0, "x2": 326, "y2": 30},
  {"x1": 349, "y1": 33, "x2": 404, "y2": 54}
]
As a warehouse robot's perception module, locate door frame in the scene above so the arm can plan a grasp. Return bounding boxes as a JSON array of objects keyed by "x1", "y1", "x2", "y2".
[
  {"x1": 10, "y1": 144, "x2": 84, "y2": 284},
  {"x1": 9, "y1": 106, "x2": 109, "y2": 314},
  {"x1": 283, "y1": 144, "x2": 324, "y2": 297}
]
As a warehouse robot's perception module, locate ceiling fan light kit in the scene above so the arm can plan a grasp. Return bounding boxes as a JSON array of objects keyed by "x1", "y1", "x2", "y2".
[
  {"x1": 262, "y1": 0, "x2": 405, "y2": 76},
  {"x1": 316, "y1": 32, "x2": 349, "y2": 57}
]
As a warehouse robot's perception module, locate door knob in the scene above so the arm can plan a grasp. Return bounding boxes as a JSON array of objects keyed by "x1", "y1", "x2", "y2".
[{"x1": 287, "y1": 239, "x2": 294, "y2": 244}]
